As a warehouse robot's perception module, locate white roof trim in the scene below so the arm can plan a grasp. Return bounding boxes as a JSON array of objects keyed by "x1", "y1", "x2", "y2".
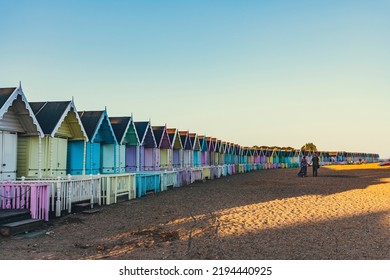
[{"x1": 0, "y1": 86, "x2": 44, "y2": 137}]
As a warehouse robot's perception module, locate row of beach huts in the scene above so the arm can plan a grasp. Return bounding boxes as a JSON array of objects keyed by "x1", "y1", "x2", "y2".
[{"x1": 0, "y1": 85, "x2": 380, "y2": 223}]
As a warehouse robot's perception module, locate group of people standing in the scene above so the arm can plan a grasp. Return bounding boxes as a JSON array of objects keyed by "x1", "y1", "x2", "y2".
[{"x1": 298, "y1": 152, "x2": 320, "y2": 177}]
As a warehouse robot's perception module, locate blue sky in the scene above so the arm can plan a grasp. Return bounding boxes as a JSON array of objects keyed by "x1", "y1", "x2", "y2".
[{"x1": 1, "y1": 0, "x2": 389, "y2": 157}]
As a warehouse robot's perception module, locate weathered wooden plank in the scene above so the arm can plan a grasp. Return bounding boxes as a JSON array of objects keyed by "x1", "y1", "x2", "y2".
[{"x1": 0, "y1": 218, "x2": 43, "y2": 236}]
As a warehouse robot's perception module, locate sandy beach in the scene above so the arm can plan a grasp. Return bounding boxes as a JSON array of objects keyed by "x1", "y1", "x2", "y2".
[{"x1": 1, "y1": 163, "x2": 389, "y2": 260}]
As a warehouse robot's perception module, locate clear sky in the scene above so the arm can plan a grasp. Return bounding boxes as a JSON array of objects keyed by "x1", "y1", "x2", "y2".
[{"x1": 1, "y1": 0, "x2": 389, "y2": 158}]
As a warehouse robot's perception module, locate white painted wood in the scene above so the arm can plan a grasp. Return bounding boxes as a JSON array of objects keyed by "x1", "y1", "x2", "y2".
[{"x1": 0, "y1": 132, "x2": 18, "y2": 181}]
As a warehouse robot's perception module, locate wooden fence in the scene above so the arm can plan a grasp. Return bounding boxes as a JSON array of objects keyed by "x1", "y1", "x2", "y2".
[{"x1": 0, "y1": 182, "x2": 50, "y2": 221}]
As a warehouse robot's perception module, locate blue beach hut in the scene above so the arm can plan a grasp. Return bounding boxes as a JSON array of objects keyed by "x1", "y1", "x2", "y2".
[
  {"x1": 78, "y1": 109, "x2": 117, "y2": 174},
  {"x1": 189, "y1": 133, "x2": 201, "y2": 167}
]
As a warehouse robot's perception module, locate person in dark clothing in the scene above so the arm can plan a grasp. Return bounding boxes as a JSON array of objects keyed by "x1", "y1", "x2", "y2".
[
  {"x1": 311, "y1": 153, "x2": 320, "y2": 177},
  {"x1": 297, "y1": 156, "x2": 308, "y2": 177}
]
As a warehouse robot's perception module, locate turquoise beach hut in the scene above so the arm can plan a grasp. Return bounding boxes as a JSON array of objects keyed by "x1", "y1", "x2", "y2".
[
  {"x1": 189, "y1": 133, "x2": 201, "y2": 167},
  {"x1": 78, "y1": 109, "x2": 117, "y2": 174}
]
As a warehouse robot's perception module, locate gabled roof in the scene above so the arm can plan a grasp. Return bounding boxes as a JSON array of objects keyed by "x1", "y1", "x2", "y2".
[
  {"x1": 179, "y1": 130, "x2": 192, "y2": 150},
  {"x1": 243, "y1": 147, "x2": 252, "y2": 156},
  {"x1": 221, "y1": 142, "x2": 227, "y2": 153},
  {"x1": 189, "y1": 133, "x2": 201, "y2": 151},
  {"x1": 109, "y1": 116, "x2": 140, "y2": 145},
  {"x1": 207, "y1": 137, "x2": 216, "y2": 152},
  {"x1": 251, "y1": 147, "x2": 258, "y2": 156},
  {"x1": 78, "y1": 110, "x2": 116, "y2": 143},
  {"x1": 134, "y1": 121, "x2": 157, "y2": 148},
  {"x1": 234, "y1": 144, "x2": 241, "y2": 155},
  {"x1": 215, "y1": 139, "x2": 222, "y2": 153},
  {"x1": 198, "y1": 135, "x2": 208, "y2": 152},
  {"x1": 152, "y1": 125, "x2": 171, "y2": 149},
  {"x1": 0, "y1": 85, "x2": 43, "y2": 136},
  {"x1": 227, "y1": 143, "x2": 233, "y2": 154},
  {"x1": 257, "y1": 148, "x2": 265, "y2": 156},
  {"x1": 167, "y1": 128, "x2": 183, "y2": 149},
  {"x1": 30, "y1": 100, "x2": 87, "y2": 140}
]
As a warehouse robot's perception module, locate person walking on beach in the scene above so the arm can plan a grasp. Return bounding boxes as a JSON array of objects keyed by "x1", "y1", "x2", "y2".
[
  {"x1": 298, "y1": 156, "x2": 308, "y2": 177},
  {"x1": 311, "y1": 152, "x2": 320, "y2": 177}
]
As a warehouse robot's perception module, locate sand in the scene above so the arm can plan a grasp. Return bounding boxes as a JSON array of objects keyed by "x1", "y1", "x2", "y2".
[{"x1": 1, "y1": 163, "x2": 389, "y2": 260}]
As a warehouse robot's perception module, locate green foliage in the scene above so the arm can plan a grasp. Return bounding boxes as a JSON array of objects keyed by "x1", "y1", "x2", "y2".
[{"x1": 301, "y1": 143, "x2": 318, "y2": 151}]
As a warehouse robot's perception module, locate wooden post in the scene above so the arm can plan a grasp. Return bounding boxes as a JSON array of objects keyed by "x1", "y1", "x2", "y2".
[
  {"x1": 82, "y1": 139, "x2": 86, "y2": 175},
  {"x1": 56, "y1": 176, "x2": 61, "y2": 217},
  {"x1": 136, "y1": 145, "x2": 140, "y2": 172}
]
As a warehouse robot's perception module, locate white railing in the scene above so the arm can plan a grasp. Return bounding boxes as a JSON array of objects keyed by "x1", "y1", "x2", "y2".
[
  {"x1": 18, "y1": 175, "x2": 101, "y2": 217},
  {"x1": 160, "y1": 171, "x2": 178, "y2": 191},
  {"x1": 100, "y1": 173, "x2": 136, "y2": 205}
]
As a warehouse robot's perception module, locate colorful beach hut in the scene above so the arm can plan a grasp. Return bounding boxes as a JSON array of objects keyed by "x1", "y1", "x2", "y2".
[
  {"x1": 78, "y1": 109, "x2": 117, "y2": 174},
  {"x1": 152, "y1": 125, "x2": 172, "y2": 170},
  {"x1": 198, "y1": 135, "x2": 208, "y2": 166},
  {"x1": 109, "y1": 116, "x2": 140, "y2": 173},
  {"x1": 134, "y1": 121, "x2": 158, "y2": 171},
  {"x1": 214, "y1": 139, "x2": 221, "y2": 166},
  {"x1": 0, "y1": 86, "x2": 44, "y2": 180},
  {"x1": 206, "y1": 137, "x2": 216, "y2": 166},
  {"x1": 189, "y1": 133, "x2": 201, "y2": 167},
  {"x1": 179, "y1": 130, "x2": 192, "y2": 168},
  {"x1": 167, "y1": 128, "x2": 183, "y2": 169},
  {"x1": 225, "y1": 142, "x2": 233, "y2": 164},
  {"x1": 27, "y1": 100, "x2": 88, "y2": 177}
]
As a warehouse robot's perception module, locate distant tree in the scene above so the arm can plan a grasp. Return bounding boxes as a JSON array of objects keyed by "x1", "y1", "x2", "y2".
[{"x1": 301, "y1": 143, "x2": 318, "y2": 151}]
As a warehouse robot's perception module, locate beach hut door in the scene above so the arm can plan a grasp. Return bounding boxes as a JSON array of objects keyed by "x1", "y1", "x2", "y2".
[{"x1": 0, "y1": 132, "x2": 18, "y2": 180}]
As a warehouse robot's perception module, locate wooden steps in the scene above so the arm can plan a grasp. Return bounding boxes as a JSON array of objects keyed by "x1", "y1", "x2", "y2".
[
  {"x1": 0, "y1": 209, "x2": 46, "y2": 237},
  {"x1": 73, "y1": 202, "x2": 101, "y2": 214},
  {"x1": 0, "y1": 218, "x2": 44, "y2": 237},
  {"x1": 0, "y1": 209, "x2": 31, "y2": 225}
]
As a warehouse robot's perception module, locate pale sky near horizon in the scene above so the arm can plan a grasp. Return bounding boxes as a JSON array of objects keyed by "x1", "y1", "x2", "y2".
[{"x1": 1, "y1": 0, "x2": 389, "y2": 158}]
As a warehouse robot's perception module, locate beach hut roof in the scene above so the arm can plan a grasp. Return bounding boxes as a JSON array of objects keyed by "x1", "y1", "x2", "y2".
[
  {"x1": 0, "y1": 86, "x2": 43, "y2": 136},
  {"x1": 134, "y1": 121, "x2": 157, "y2": 148},
  {"x1": 152, "y1": 125, "x2": 171, "y2": 149},
  {"x1": 189, "y1": 133, "x2": 201, "y2": 151},
  {"x1": 198, "y1": 135, "x2": 208, "y2": 152},
  {"x1": 179, "y1": 130, "x2": 192, "y2": 150},
  {"x1": 215, "y1": 139, "x2": 221, "y2": 153},
  {"x1": 30, "y1": 99, "x2": 87, "y2": 140},
  {"x1": 109, "y1": 116, "x2": 140, "y2": 145},
  {"x1": 167, "y1": 128, "x2": 183, "y2": 149},
  {"x1": 78, "y1": 110, "x2": 116, "y2": 143},
  {"x1": 206, "y1": 137, "x2": 216, "y2": 152}
]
